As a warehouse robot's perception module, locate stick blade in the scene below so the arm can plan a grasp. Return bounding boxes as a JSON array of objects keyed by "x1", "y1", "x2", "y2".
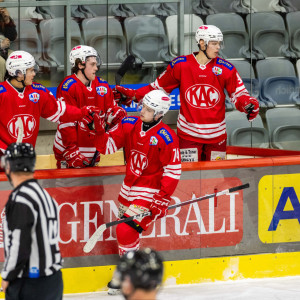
[
  {"x1": 83, "y1": 224, "x2": 107, "y2": 253},
  {"x1": 16, "y1": 117, "x2": 24, "y2": 143}
]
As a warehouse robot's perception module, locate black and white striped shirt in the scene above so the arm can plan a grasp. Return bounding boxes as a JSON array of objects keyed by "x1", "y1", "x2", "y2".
[{"x1": 1, "y1": 179, "x2": 62, "y2": 281}]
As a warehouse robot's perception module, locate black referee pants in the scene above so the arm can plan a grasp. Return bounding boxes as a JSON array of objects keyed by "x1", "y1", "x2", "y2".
[{"x1": 5, "y1": 270, "x2": 63, "y2": 300}]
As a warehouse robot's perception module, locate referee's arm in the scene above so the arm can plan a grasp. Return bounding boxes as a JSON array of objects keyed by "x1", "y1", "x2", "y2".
[{"x1": 1, "y1": 201, "x2": 34, "y2": 281}]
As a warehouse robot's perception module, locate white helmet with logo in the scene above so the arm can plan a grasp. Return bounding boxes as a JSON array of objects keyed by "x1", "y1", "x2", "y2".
[
  {"x1": 142, "y1": 90, "x2": 171, "y2": 117},
  {"x1": 69, "y1": 45, "x2": 101, "y2": 67},
  {"x1": 195, "y1": 25, "x2": 223, "y2": 47},
  {"x1": 6, "y1": 51, "x2": 37, "y2": 77}
]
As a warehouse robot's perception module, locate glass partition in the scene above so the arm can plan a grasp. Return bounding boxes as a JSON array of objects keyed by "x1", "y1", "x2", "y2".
[{"x1": 2, "y1": 0, "x2": 300, "y2": 157}]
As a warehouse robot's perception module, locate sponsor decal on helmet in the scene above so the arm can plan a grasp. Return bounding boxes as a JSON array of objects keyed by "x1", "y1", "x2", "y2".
[
  {"x1": 10, "y1": 55, "x2": 22, "y2": 59},
  {"x1": 96, "y1": 86, "x2": 108, "y2": 96},
  {"x1": 212, "y1": 66, "x2": 222, "y2": 76},
  {"x1": 158, "y1": 128, "x2": 173, "y2": 145},
  {"x1": 29, "y1": 92, "x2": 40, "y2": 103}
]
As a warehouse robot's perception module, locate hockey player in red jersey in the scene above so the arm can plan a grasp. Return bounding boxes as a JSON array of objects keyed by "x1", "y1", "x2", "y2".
[
  {"x1": 92, "y1": 90, "x2": 181, "y2": 295},
  {"x1": 53, "y1": 45, "x2": 127, "y2": 168},
  {"x1": 114, "y1": 25, "x2": 260, "y2": 161},
  {"x1": 0, "y1": 50, "x2": 96, "y2": 155}
]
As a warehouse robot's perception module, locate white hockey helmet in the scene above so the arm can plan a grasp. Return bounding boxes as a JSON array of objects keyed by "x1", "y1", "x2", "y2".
[
  {"x1": 69, "y1": 45, "x2": 101, "y2": 67},
  {"x1": 195, "y1": 25, "x2": 224, "y2": 48},
  {"x1": 6, "y1": 51, "x2": 37, "y2": 77},
  {"x1": 142, "y1": 90, "x2": 171, "y2": 117}
]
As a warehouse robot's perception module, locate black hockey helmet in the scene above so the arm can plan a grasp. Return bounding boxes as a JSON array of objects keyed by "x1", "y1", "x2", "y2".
[
  {"x1": 117, "y1": 248, "x2": 163, "y2": 291},
  {"x1": 1, "y1": 143, "x2": 36, "y2": 173}
]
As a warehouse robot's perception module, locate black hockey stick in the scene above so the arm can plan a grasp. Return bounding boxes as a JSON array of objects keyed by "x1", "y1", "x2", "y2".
[
  {"x1": 89, "y1": 55, "x2": 136, "y2": 167},
  {"x1": 83, "y1": 183, "x2": 249, "y2": 253}
]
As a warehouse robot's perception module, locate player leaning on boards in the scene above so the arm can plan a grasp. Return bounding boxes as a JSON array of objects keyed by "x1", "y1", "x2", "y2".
[
  {"x1": 114, "y1": 248, "x2": 163, "y2": 300},
  {"x1": 53, "y1": 45, "x2": 127, "y2": 168},
  {"x1": 0, "y1": 51, "x2": 97, "y2": 155},
  {"x1": 92, "y1": 90, "x2": 181, "y2": 294},
  {"x1": 1, "y1": 143, "x2": 63, "y2": 300},
  {"x1": 114, "y1": 25, "x2": 260, "y2": 161}
]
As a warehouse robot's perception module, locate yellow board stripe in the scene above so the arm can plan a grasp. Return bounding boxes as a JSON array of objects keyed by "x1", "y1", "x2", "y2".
[{"x1": 1, "y1": 251, "x2": 300, "y2": 297}]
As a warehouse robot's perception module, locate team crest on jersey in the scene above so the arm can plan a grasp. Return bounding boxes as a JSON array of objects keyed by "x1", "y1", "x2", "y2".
[
  {"x1": 7, "y1": 114, "x2": 36, "y2": 139},
  {"x1": 96, "y1": 86, "x2": 108, "y2": 96},
  {"x1": 212, "y1": 66, "x2": 222, "y2": 76},
  {"x1": 185, "y1": 84, "x2": 221, "y2": 109},
  {"x1": 158, "y1": 128, "x2": 173, "y2": 145},
  {"x1": 216, "y1": 58, "x2": 233, "y2": 70},
  {"x1": 0, "y1": 85, "x2": 7, "y2": 94},
  {"x1": 29, "y1": 92, "x2": 40, "y2": 103},
  {"x1": 149, "y1": 136, "x2": 158, "y2": 146},
  {"x1": 62, "y1": 78, "x2": 76, "y2": 91},
  {"x1": 130, "y1": 150, "x2": 148, "y2": 176},
  {"x1": 170, "y1": 56, "x2": 187, "y2": 68}
]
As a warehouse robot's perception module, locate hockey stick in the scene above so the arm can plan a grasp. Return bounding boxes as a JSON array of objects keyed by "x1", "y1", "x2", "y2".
[
  {"x1": 83, "y1": 183, "x2": 249, "y2": 253},
  {"x1": 16, "y1": 117, "x2": 24, "y2": 143},
  {"x1": 89, "y1": 55, "x2": 135, "y2": 167}
]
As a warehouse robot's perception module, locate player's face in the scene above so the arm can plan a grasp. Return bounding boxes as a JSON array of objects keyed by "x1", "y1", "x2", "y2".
[
  {"x1": 84, "y1": 57, "x2": 99, "y2": 81},
  {"x1": 140, "y1": 103, "x2": 155, "y2": 122},
  {"x1": 24, "y1": 67, "x2": 36, "y2": 85},
  {"x1": 206, "y1": 41, "x2": 221, "y2": 58}
]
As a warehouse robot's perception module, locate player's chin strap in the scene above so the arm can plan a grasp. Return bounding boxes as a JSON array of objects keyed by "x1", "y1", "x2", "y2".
[
  {"x1": 199, "y1": 44, "x2": 212, "y2": 60},
  {"x1": 80, "y1": 68, "x2": 91, "y2": 86}
]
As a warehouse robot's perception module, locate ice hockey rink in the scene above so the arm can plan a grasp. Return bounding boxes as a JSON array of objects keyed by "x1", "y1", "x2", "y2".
[{"x1": 64, "y1": 276, "x2": 300, "y2": 300}]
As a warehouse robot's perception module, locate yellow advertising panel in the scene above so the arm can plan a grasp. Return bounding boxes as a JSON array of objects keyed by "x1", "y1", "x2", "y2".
[{"x1": 259, "y1": 174, "x2": 300, "y2": 243}]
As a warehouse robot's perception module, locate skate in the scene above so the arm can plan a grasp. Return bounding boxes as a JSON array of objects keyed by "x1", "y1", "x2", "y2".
[{"x1": 107, "y1": 278, "x2": 121, "y2": 295}]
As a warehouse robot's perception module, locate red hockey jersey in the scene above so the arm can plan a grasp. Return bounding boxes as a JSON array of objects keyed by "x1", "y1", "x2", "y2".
[
  {"x1": 136, "y1": 53, "x2": 252, "y2": 144},
  {"x1": 95, "y1": 117, "x2": 181, "y2": 207},
  {"x1": 53, "y1": 75, "x2": 118, "y2": 162},
  {"x1": 0, "y1": 80, "x2": 82, "y2": 153}
]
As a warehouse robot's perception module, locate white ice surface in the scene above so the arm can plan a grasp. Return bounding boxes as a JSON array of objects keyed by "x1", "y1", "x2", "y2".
[{"x1": 64, "y1": 276, "x2": 300, "y2": 300}]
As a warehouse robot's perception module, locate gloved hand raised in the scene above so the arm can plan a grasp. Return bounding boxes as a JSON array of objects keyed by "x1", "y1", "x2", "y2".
[
  {"x1": 113, "y1": 86, "x2": 137, "y2": 107},
  {"x1": 63, "y1": 145, "x2": 89, "y2": 168},
  {"x1": 106, "y1": 106, "x2": 127, "y2": 129},
  {"x1": 149, "y1": 194, "x2": 170, "y2": 222}
]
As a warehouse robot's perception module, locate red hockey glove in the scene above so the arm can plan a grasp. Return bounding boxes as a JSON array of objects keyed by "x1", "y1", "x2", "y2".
[
  {"x1": 113, "y1": 85, "x2": 138, "y2": 107},
  {"x1": 106, "y1": 106, "x2": 127, "y2": 129},
  {"x1": 93, "y1": 111, "x2": 106, "y2": 135},
  {"x1": 63, "y1": 145, "x2": 89, "y2": 168},
  {"x1": 150, "y1": 194, "x2": 170, "y2": 222},
  {"x1": 236, "y1": 97, "x2": 259, "y2": 121},
  {"x1": 80, "y1": 106, "x2": 101, "y2": 130}
]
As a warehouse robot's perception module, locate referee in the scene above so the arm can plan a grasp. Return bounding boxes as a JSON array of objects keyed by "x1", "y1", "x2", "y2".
[{"x1": 0, "y1": 143, "x2": 63, "y2": 300}]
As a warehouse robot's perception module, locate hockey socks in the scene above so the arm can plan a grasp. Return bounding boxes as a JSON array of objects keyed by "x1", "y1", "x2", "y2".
[{"x1": 116, "y1": 222, "x2": 140, "y2": 256}]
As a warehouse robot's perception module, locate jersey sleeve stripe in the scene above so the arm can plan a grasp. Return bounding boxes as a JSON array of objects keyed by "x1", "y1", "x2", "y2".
[{"x1": 47, "y1": 101, "x2": 66, "y2": 123}]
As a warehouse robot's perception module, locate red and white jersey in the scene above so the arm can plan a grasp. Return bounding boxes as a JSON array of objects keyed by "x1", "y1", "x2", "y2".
[
  {"x1": 95, "y1": 117, "x2": 181, "y2": 207},
  {"x1": 137, "y1": 53, "x2": 251, "y2": 144},
  {"x1": 53, "y1": 75, "x2": 117, "y2": 162},
  {"x1": 0, "y1": 80, "x2": 82, "y2": 153}
]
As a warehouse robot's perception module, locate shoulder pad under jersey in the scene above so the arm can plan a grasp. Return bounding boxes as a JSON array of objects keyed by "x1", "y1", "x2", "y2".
[
  {"x1": 121, "y1": 117, "x2": 138, "y2": 125},
  {"x1": 31, "y1": 83, "x2": 46, "y2": 91},
  {"x1": 157, "y1": 127, "x2": 173, "y2": 145},
  {"x1": 169, "y1": 56, "x2": 187, "y2": 68},
  {"x1": 61, "y1": 78, "x2": 77, "y2": 91},
  {"x1": 0, "y1": 85, "x2": 7, "y2": 94},
  {"x1": 216, "y1": 58, "x2": 234, "y2": 70}
]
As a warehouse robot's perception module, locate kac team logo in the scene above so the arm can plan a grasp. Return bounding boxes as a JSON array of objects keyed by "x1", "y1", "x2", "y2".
[
  {"x1": 185, "y1": 84, "x2": 221, "y2": 109},
  {"x1": 258, "y1": 174, "x2": 300, "y2": 243},
  {"x1": 7, "y1": 114, "x2": 36, "y2": 139},
  {"x1": 130, "y1": 150, "x2": 148, "y2": 176},
  {"x1": 29, "y1": 92, "x2": 40, "y2": 103},
  {"x1": 96, "y1": 86, "x2": 108, "y2": 97}
]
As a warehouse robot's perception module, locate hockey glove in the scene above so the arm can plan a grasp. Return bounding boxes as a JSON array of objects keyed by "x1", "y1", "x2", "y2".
[
  {"x1": 63, "y1": 145, "x2": 89, "y2": 168},
  {"x1": 106, "y1": 106, "x2": 127, "y2": 129},
  {"x1": 80, "y1": 106, "x2": 101, "y2": 130},
  {"x1": 113, "y1": 85, "x2": 138, "y2": 107},
  {"x1": 236, "y1": 97, "x2": 259, "y2": 122},
  {"x1": 93, "y1": 111, "x2": 106, "y2": 135},
  {"x1": 150, "y1": 194, "x2": 170, "y2": 222}
]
